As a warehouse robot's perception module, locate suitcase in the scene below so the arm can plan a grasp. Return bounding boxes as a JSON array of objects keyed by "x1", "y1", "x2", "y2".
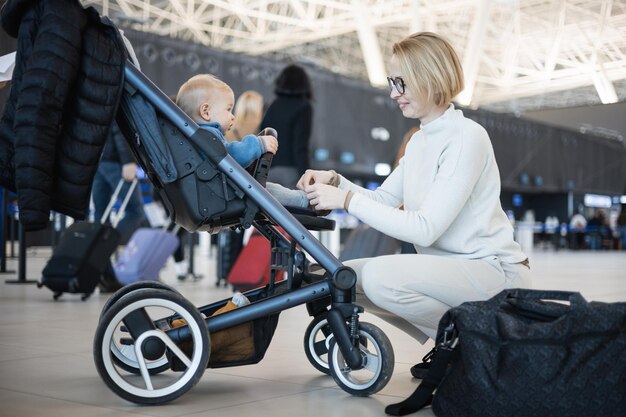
[
  {"x1": 40, "y1": 222, "x2": 121, "y2": 300},
  {"x1": 216, "y1": 229, "x2": 244, "y2": 286},
  {"x1": 38, "y1": 179, "x2": 137, "y2": 300},
  {"x1": 226, "y1": 229, "x2": 284, "y2": 292},
  {"x1": 114, "y1": 227, "x2": 180, "y2": 284}
]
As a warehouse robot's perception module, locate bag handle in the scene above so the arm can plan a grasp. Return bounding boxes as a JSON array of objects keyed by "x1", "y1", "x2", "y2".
[
  {"x1": 500, "y1": 289, "x2": 588, "y2": 325},
  {"x1": 502, "y1": 289, "x2": 587, "y2": 307}
]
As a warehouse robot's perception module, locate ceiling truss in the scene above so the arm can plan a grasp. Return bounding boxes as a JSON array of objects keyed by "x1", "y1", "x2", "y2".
[{"x1": 83, "y1": 0, "x2": 626, "y2": 112}]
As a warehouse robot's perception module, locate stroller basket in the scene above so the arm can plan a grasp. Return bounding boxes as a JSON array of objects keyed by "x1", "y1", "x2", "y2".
[
  {"x1": 171, "y1": 290, "x2": 281, "y2": 370},
  {"x1": 170, "y1": 314, "x2": 280, "y2": 370}
]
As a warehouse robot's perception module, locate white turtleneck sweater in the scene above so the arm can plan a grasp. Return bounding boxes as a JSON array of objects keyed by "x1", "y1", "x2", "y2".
[{"x1": 340, "y1": 104, "x2": 526, "y2": 263}]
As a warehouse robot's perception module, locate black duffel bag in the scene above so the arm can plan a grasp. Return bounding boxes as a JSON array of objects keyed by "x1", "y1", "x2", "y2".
[{"x1": 386, "y1": 289, "x2": 626, "y2": 417}]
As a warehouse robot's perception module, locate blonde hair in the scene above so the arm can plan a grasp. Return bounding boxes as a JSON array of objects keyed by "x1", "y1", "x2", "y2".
[
  {"x1": 176, "y1": 74, "x2": 231, "y2": 121},
  {"x1": 225, "y1": 90, "x2": 264, "y2": 142},
  {"x1": 392, "y1": 32, "x2": 464, "y2": 107}
]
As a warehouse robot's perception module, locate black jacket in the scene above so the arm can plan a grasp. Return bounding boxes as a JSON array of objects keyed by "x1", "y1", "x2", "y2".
[
  {"x1": 0, "y1": 0, "x2": 125, "y2": 230},
  {"x1": 260, "y1": 96, "x2": 312, "y2": 176}
]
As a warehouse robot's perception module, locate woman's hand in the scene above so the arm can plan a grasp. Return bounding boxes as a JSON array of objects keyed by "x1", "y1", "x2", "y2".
[
  {"x1": 305, "y1": 183, "x2": 349, "y2": 211},
  {"x1": 297, "y1": 169, "x2": 337, "y2": 190}
]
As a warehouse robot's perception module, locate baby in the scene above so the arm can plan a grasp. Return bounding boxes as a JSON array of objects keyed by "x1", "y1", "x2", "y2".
[{"x1": 176, "y1": 74, "x2": 310, "y2": 209}]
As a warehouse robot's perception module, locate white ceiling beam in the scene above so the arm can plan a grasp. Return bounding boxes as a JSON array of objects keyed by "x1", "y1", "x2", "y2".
[
  {"x1": 591, "y1": 65, "x2": 619, "y2": 104},
  {"x1": 589, "y1": 0, "x2": 617, "y2": 103},
  {"x1": 544, "y1": 0, "x2": 567, "y2": 75},
  {"x1": 456, "y1": 0, "x2": 491, "y2": 106},
  {"x1": 351, "y1": 0, "x2": 387, "y2": 87},
  {"x1": 409, "y1": 0, "x2": 422, "y2": 33}
]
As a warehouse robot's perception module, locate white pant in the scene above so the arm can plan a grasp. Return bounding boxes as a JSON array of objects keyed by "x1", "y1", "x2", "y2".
[{"x1": 345, "y1": 254, "x2": 532, "y2": 343}]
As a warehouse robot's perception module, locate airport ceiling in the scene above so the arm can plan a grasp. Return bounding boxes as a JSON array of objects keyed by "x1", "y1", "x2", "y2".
[{"x1": 85, "y1": 0, "x2": 626, "y2": 113}]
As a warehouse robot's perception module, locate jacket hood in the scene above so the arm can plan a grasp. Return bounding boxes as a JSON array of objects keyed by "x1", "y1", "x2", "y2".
[{"x1": 1, "y1": 0, "x2": 39, "y2": 37}]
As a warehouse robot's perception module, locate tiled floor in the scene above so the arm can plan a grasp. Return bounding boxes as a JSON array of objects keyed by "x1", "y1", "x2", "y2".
[{"x1": 0, "y1": 245, "x2": 625, "y2": 417}]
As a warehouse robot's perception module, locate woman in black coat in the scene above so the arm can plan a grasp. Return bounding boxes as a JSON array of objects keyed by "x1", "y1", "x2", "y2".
[{"x1": 261, "y1": 64, "x2": 313, "y2": 188}]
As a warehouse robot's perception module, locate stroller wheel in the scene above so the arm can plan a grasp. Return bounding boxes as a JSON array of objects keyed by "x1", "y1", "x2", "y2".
[
  {"x1": 93, "y1": 288, "x2": 209, "y2": 405},
  {"x1": 328, "y1": 322, "x2": 394, "y2": 397},
  {"x1": 99, "y1": 282, "x2": 182, "y2": 376},
  {"x1": 303, "y1": 313, "x2": 331, "y2": 375}
]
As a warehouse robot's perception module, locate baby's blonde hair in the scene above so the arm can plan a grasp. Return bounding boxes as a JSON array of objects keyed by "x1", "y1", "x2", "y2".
[
  {"x1": 176, "y1": 74, "x2": 231, "y2": 121},
  {"x1": 392, "y1": 32, "x2": 464, "y2": 107}
]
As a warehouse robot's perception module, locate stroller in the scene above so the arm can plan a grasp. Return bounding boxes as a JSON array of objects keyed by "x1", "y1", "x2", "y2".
[{"x1": 93, "y1": 61, "x2": 395, "y2": 405}]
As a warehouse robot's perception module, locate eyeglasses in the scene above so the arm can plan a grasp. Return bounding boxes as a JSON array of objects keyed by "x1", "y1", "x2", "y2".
[{"x1": 387, "y1": 76, "x2": 406, "y2": 95}]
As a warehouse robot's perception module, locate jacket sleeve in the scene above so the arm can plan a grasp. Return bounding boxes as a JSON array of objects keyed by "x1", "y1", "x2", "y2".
[
  {"x1": 226, "y1": 134, "x2": 263, "y2": 168},
  {"x1": 110, "y1": 121, "x2": 136, "y2": 165},
  {"x1": 13, "y1": 4, "x2": 85, "y2": 230}
]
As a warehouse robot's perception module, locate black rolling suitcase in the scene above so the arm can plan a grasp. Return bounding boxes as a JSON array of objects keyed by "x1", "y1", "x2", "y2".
[
  {"x1": 38, "y1": 179, "x2": 136, "y2": 300},
  {"x1": 40, "y1": 222, "x2": 120, "y2": 300}
]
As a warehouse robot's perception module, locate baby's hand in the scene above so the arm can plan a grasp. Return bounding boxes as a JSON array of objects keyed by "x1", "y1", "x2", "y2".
[{"x1": 260, "y1": 135, "x2": 279, "y2": 154}]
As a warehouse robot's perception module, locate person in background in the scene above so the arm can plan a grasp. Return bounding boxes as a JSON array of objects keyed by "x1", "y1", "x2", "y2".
[
  {"x1": 544, "y1": 214, "x2": 560, "y2": 250},
  {"x1": 298, "y1": 32, "x2": 531, "y2": 382},
  {"x1": 569, "y1": 210, "x2": 587, "y2": 250},
  {"x1": 261, "y1": 64, "x2": 313, "y2": 188},
  {"x1": 225, "y1": 90, "x2": 264, "y2": 142},
  {"x1": 92, "y1": 121, "x2": 146, "y2": 291},
  {"x1": 92, "y1": 122, "x2": 146, "y2": 242},
  {"x1": 587, "y1": 209, "x2": 609, "y2": 250},
  {"x1": 618, "y1": 204, "x2": 626, "y2": 250},
  {"x1": 221, "y1": 89, "x2": 264, "y2": 283}
]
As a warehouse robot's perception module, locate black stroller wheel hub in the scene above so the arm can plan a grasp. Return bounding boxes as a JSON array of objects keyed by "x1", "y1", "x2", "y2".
[{"x1": 141, "y1": 336, "x2": 166, "y2": 360}]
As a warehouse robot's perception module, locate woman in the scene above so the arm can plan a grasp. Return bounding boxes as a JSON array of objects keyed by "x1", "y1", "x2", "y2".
[
  {"x1": 225, "y1": 90, "x2": 264, "y2": 142},
  {"x1": 298, "y1": 32, "x2": 531, "y2": 377},
  {"x1": 261, "y1": 64, "x2": 313, "y2": 188}
]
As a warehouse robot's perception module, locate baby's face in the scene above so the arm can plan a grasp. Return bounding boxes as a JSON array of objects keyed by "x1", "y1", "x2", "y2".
[{"x1": 211, "y1": 88, "x2": 235, "y2": 132}]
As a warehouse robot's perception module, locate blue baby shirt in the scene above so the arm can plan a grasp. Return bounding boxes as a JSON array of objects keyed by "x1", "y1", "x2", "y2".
[{"x1": 198, "y1": 122, "x2": 264, "y2": 168}]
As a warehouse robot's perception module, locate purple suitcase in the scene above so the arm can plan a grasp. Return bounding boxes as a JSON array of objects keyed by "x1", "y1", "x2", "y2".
[{"x1": 114, "y1": 228, "x2": 180, "y2": 284}]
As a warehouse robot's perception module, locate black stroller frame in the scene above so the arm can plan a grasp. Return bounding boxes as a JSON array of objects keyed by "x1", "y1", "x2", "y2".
[{"x1": 93, "y1": 62, "x2": 394, "y2": 405}]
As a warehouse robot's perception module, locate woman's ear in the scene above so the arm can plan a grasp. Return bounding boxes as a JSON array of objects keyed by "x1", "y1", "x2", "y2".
[{"x1": 200, "y1": 103, "x2": 211, "y2": 121}]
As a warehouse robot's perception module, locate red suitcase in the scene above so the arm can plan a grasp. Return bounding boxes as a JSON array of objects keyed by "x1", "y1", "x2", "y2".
[{"x1": 226, "y1": 229, "x2": 285, "y2": 291}]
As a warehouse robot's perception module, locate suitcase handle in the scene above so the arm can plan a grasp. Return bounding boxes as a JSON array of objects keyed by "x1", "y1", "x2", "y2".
[
  {"x1": 163, "y1": 220, "x2": 181, "y2": 234},
  {"x1": 100, "y1": 178, "x2": 139, "y2": 226}
]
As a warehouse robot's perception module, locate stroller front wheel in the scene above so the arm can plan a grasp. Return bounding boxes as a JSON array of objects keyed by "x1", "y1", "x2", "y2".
[{"x1": 328, "y1": 322, "x2": 394, "y2": 396}]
